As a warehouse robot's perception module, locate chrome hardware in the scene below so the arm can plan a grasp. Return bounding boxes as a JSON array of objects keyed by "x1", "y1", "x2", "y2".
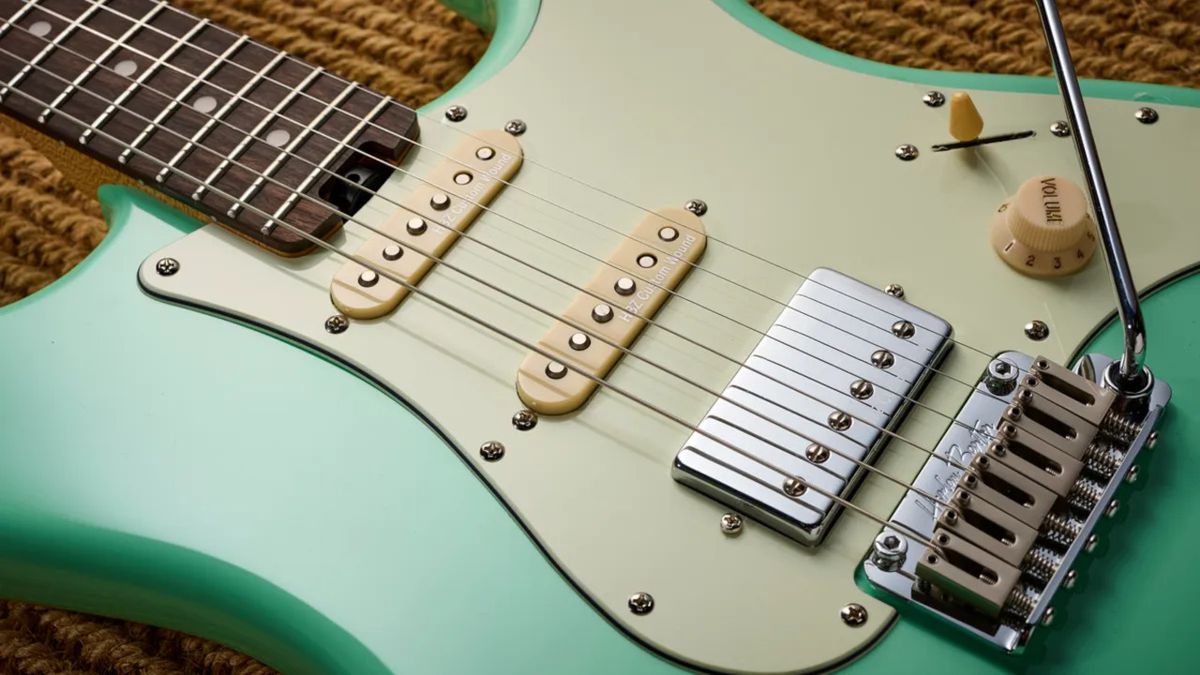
[
  {"x1": 512, "y1": 409, "x2": 538, "y2": 431},
  {"x1": 849, "y1": 380, "x2": 874, "y2": 400},
  {"x1": 628, "y1": 592, "x2": 654, "y2": 615},
  {"x1": 883, "y1": 283, "x2": 904, "y2": 298},
  {"x1": 891, "y1": 320, "x2": 915, "y2": 339},
  {"x1": 984, "y1": 357, "x2": 1019, "y2": 395},
  {"x1": 1084, "y1": 533, "x2": 1099, "y2": 553},
  {"x1": 922, "y1": 91, "x2": 945, "y2": 107},
  {"x1": 324, "y1": 314, "x2": 349, "y2": 334},
  {"x1": 895, "y1": 144, "x2": 919, "y2": 161},
  {"x1": 504, "y1": 119, "x2": 527, "y2": 136},
  {"x1": 155, "y1": 257, "x2": 179, "y2": 276},
  {"x1": 1050, "y1": 120, "x2": 1071, "y2": 137},
  {"x1": 673, "y1": 269, "x2": 951, "y2": 544},
  {"x1": 840, "y1": 603, "x2": 868, "y2": 627},
  {"x1": 479, "y1": 440, "x2": 505, "y2": 461},
  {"x1": 1134, "y1": 107, "x2": 1159, "y2": 124},
  {"x1": 720, "y1": 513, "x2": 744, "y2": 535},
  {"x1": 684, "y1": 199, "x2": 708, "y2": 216},
  {"x1": 1024, "y1": 320, "x2": 1049, "y2": 341},
  {"x1": 783, "y1": 477, "x2": 807, "y2": 497},
  {"x1": 444, "y1": 104, "x2": 467, "y2": 122},
  {"x1": 872, "y1": 531, "x2": 907, "y2": 571}
]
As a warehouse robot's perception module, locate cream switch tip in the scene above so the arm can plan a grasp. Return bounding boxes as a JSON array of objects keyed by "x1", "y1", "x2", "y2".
[{"x1": 949, "y1": 92, "x2": 984, "y2": 142}]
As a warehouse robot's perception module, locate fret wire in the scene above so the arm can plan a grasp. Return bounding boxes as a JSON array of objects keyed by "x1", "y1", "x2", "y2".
[
  {"x1": 38, "y1": 1, "x2": 168, "y2": 124},
  {"x1": 118, "y1": 33, "x2": 249, "y2": 164},
  {"x1": 0, "y1": 1, "x2": 38, "y2": 41},
  {"x1": 0, "y1": 0, "x2": 109, "y2": 103},
  {"x1": 193, "y1": 65, "x2": 324, "y2": 201},
  {"x1": 156, "y1": 49, "x2": 289, "y2": 184},
  {"x1": 83, "y1": 17, "x2": 210, "y2": 144},
  {"x1": 241, "y1": 81, "x2": 360, "y2": 227},
  {"x1": 268, "y1": 93, "x2": 393, "y2": 226}
]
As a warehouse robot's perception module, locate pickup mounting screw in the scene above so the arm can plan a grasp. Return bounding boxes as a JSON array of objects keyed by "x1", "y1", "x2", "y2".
[
  {"x1": 1050, "y1": 120, "x2": 1071, "y2": 137},
  {"x1": 805, "y1": 443, "x2": 830, "y2": 463},
  {"x1": 783, "y1": 477, "x2": 807, "y2": 496},
  {"x1": 479, "y1": 440, "x2": 505, "y2": 461},
  {"x1": 155, "y1": 257, "x2": 179, "y2": 276},
  {"x1": 923, "y1": 91, "x2": 945, "y2": 107},
  {"x1": 512, "y1": 409, "x2": 538, "y2": 431},
  {"x1": 895, "y1": 144, "x2": 919, "y2": 161},
  {"x1": 444, "y1": 105, "x2": 467, "y2": 122},
  {"x1": 720, "y1": 512, "x2": 744, "y2": 535},
  {"x1": 504, "y1": 119, "x2": 527, "y2": 136},
  {"x1": 1024, "y1": 320, "x2": 1050, "y2": 341},
  {"x1": 324, "y1": 314, "x2": 349, "y2": 334},
  {"x1": 628, "y1": 592, "x2": 654, "y2": 615},
  {"x1": 840, "y1": 603, "x2": 868, "y2": 627},
  {"x1": 883, "y1": 283, "x2": 904, "y2": 298},
  {"x1": 684, "y1": 199, "x2": 708, "y2": 216},
  {"x1": 1134, "y1": 106, "x2": 1159, "y2": 124}
]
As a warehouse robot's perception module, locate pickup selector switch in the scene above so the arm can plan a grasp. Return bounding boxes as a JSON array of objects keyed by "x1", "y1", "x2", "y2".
[{"x1": 990, "y1": 175, "x2": 1097, "y2": 277}]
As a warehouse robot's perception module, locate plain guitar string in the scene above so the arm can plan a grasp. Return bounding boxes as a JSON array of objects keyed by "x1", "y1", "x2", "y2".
[
  {"x1": 34, "y1": 0, "x2": 998, "y2": 358},
  {"x1": 0, "y1": 78, "x2": 947, "y2": 552},
  {"x1": 5, "y1": 1, "x2": 1071, "y2": 442},
  {"x1": 0, "y1": 37, "x2": 968, "y2": 508}
]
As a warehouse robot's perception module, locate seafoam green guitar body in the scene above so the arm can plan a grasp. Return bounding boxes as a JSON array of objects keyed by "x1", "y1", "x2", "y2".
[{"x1": 2, "y1": 1, "x2": 1199, "y2": 672}]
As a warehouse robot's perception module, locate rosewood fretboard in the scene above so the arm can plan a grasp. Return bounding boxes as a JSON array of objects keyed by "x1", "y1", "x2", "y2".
[{"x1": 0, "y1": 0, "x2": 418, "y2": 255}]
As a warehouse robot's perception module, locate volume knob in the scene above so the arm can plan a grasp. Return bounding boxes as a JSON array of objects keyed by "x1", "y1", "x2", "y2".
[{"x1": 990, "y1": 175, "x2": 1097, "y2": 277}]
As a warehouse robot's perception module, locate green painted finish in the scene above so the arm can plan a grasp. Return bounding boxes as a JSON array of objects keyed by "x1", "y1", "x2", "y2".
[{"x1": 422, "y1": 0, "x2": 540, "y2": 109}]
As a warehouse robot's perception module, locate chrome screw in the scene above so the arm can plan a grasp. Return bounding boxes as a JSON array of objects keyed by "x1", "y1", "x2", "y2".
[
  {"x1": 783, "y1": 477, "x2": 807, "y2": 496},
  {"x1": 1050, "y1": 120, "x2": 1071, "y2": 137},
  {"x1": 871, "y1": 349, "x2": 895, "y2": 369},
  {"x1": 479, "y1": 440, "x2": 505, "y2": 461},
  {"x1": 1064, "y1": 569, "x2": 1078, "y2": 589},
  {"x1": 871, "y1": 531, "x2": 907, "y2": 571},
  {"x1": 883, "y1": 283, "x2": 905, "y2": 299},
  {"x1": 840, "y1": 603, "x2": 868, "y2": 627},
  {"x1": 985, "y1": 358, "x2": 1020, "y2": 395},
  {"x1": 805, "y1": 443, "x2": 830, "y2": 464},
  {"x1": 720, "y1": 512, "x2": 744, "y2": 536},
  {"x1": 512, "y1": 409, "x2": 538, "y2": 431},
  {"x1": 1134, "y1": 107, "x2": 1159, "y2": 124},
  {"x1": 155, "y1": 257, "x2": 180, "y2": 276},
  {"x1": 1041, "y1": 607, "x2": 1056, "y2": 627},
  {"x1": 1125, "y1": 465, "x2": 1140, "y2": 484},
  {"x1": 849, "y1": 379, "x2": 874, "y2": 400},
  {"x1": 891, "y1": 320, "x2": 915, "y2": 339},
  {"x1": 895, "y1": 144, "x2": 919, "y2": 161},
  {"x1": 922, "y1": 90, "x2": 945, "y2": 107},
  {"x1": 828, "y1": 411, "x2": 852, "y2": 431},
  {"x1": 444, "y1": 105, "x2": 467, "y2": 122},
  {"x1": 684, "y1": 199, "x2": 708, "y2": 216},
  {"x1": 1024, "y1": 320, "x2": 1050, "y2": 341},
  {"x1": 628, "y1": 592, "x2": 654, "y2": 615},
  {"x1": 1105, "y1": 499, "x2": 1120, "y2": 518},
  {"x1": 1084, "y1": 534, "x2": 1099, "y2": 553},
  {"x1": 1147, "y1": 430, "x2": 1159, "y2": 449},
  {"x1": 504, "y1": 119, "x2": 527, "y2": 136},
  {"x1": 324, "y1": 314, "x2": 349, "y2": 334}
]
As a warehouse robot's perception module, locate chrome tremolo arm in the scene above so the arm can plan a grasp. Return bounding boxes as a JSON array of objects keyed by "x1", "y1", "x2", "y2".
[{"x1": 1035, "y1": 0, "x2": 1149, "y2": 394}]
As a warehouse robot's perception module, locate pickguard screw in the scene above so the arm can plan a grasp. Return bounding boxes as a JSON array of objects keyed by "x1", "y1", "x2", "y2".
[
  {"x1": 1147, "y1": 430, "x2": 1159, "y2": 449},
  {"x1": 805, "y1": 443, "x2": 830, "y2": 464},
  {"x1": 1125, "y1": 465, "x2": 1140, "y2": 483},
  {"x1": 922, "y1": 91, "x2": 945, "y2": 107},
  {"x1": 1024, "y1": 320, "x2": 1050, "y2": 341},
  {"x1": 840, "y1": 603, "x2": 868, "y2": 627},
  {"x1": 720, "y1": 512, "x2": 744, "y2": 535},
  {"x1": 895, "y1": 144, "x2": 919, "y2": 161},
  {"x1": 1084, "y1": 534, "x2": 1099, "y2": 553},
  {"x1": 155, "y1": 257, "x2": 179, "y2": 276},
  {"x1": 1105, "y1": 499, "x2": 1120, "y2": 518},
  {"x1": 1050, "y1": 120, "x2": 1071, "y2": 137},
  {"x1": 504, "y1": 119, "x2": 527, "y2": 135},
  {"x1": 628, "y1": 592, "x2": 654, "y2": 615},
  {"x1": 1064, "y1": 569, "x2": 1078, "y2": 589},
  {"x1": 444, "y1": 105, "x2": 467, "y2": 122},
  {"x1": 479, "y1": 440, "x2": 505, "y2": 461},
  {"x1": 684, "y1": 199, "x2": 708, "y2": 216},
  {"x1": 883, "y1": 283, "x2": 905, "y2": 298},
  {"x1": 512, "y1": 409, "x2": 538, "y2": 431},
  {"x1": 1134, "y1": 107, "x2": 1159, "y2": 124},
  {"x1": 1041, "y1": 607, "x2": 1056, "y2": 627},
  {"x1": 324, "y1": 314, "x2": 349, "y2": 334}
]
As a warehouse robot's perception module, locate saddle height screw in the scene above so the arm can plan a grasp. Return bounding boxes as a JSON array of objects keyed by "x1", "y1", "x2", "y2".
[
  {"x1": 883, "y1": 283, "x2": 905, "y2": 298},
  {"x1": 1050, "y1": 120, "x2": 1071, "y2": 137},
  {"x1": 324, "y1": 314, "x2": 349, "y2": 334},
  {"x1": 504, "y1": 119, "x2": 527, "y2": 135},
  {"x1": 840, "y1": 603, "x2": 868, "y2": 627},
  {"x1": 720, "y1": 513, "x2": 744, "y2": 536},
  {"x1": 512, "y1": 409, "x2": 538, "y2": 431},
  {"x1": 444, "y1": 105, "x2": 467, "y2": 122},
  {"x1": 628, "y1": 592, "x2": 654, "y2": 615},
  {"x1": 684, "y1": 199, "x2": 708, "y2": 216},
  {"x1": 1134, "y1": 107, "x2": 1159, "y2": 124},
  {"x1": 155, "y1": 257, "x2": 179, "y2": 276},
  {"x1": 479, "y1": 440, "x2": 505, "y2": 462},
  {"x1": 1024, "y1": 320, "x2": 1050, "y2": 341},
  {"x1": 895, "y1": 144, "x2": 919, "y2": 161},
  {"x1": 922, "y1": 90, "x2": 945, "y2": 107}
]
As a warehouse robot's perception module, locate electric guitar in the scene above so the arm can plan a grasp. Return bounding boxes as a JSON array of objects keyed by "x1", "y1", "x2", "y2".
[{"x1": 1, "y1": 0, "x2": 1197, "y2": 672}]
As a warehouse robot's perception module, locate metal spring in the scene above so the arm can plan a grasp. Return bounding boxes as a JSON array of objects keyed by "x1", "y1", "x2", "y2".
[
  {"x1": 1083, "y1": 442, "x2": 1124, "y2": 480},
  {"x1": 1005, "y1": 584, "x2": 1040, "y2": 621},
  {"x1": 1101, "y1": 412, "x2": 1141, "y2": 443},
  {"x1": 1067, "y1": 478, "x2": 1105, "y2": 512},
  {"x1": 1040, "y1": 511, "x2": 1083, "y2": 546},
  {"x1": 1022, "y1": 546, "x2": 1063, "y2": 584}
]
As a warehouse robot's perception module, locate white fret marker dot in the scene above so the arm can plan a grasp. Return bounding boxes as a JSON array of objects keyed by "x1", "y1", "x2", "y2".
[
  {"x1": 193, "y1": 95, "x2": 217, "y2": 114},
  {"x1": 29, "y1": 21, "x2": 52, "y2": 37},
  {"x1": 266, "y1": 129, "x2": 290, "y2": 147},
  {"x1": 114, "y1": 59, "x2": 137, "y2": 77}
]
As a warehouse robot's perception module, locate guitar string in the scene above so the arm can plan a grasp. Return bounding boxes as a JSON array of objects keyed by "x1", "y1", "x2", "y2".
[
  {"x1": 4, "y1": 2, "x2": 1061, "y2": 444},
  {"x1": 39, "y1": 0, "x2": 1005, "y2": 359},
  {"x1": 0, "y1": 79, "x2": 944, "y2": 550},
  {"x1": 0, "y1": 38, "x2": 970, "y2": 504}
]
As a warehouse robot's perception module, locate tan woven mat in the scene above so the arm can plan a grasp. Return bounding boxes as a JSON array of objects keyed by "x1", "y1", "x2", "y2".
[{"x1": 1, "y1": 1, "x2": 1197, "y2": 672}]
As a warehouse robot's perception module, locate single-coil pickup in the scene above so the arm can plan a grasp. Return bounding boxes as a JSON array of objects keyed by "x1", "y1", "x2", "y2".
[
  {"x1": 330, "y1": 129, "x2": 523, "y2": 319},
  {"x1": 516, "y1": 208, "x2": 707, "y2": 414}
]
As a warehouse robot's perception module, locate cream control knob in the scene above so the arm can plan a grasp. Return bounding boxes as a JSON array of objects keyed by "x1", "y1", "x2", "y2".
[{"x1": 990, "y1": 175, "x2": 1097, "y2": 277}]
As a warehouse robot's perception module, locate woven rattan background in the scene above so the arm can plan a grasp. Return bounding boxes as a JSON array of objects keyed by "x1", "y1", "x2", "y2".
[{"x1": 1, "y1": 0, "x2": 1197, "y2": 672}]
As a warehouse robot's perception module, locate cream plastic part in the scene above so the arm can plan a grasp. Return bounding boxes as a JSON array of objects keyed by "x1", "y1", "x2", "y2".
[
  {"x1": 989, "y1": 175, "x2": 1098, "y2": 277},
  {"x1": 329, "y1": 129, "x2": 522, "y2": 318},
  {"x1": 516, "y1": 208, "x2": 706, "y2": 414},
  {"x1": 949, "y1": 91, "x2": 984, "y2": 142}
]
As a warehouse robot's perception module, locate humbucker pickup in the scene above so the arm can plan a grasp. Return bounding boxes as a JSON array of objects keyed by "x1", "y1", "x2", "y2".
[{"x1": 673, "y1": 268, "x2": 952, "y2": 544}]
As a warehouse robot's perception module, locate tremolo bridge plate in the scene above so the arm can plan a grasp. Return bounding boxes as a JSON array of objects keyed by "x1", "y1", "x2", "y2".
[{"x1": 673, "y1": 268, "x2": 952, "y2": 544}]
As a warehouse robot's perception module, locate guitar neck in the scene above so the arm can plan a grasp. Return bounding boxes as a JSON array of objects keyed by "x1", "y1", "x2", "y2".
[{"x1": 0, "y1": 0, "x2": 418, "y2": 255}]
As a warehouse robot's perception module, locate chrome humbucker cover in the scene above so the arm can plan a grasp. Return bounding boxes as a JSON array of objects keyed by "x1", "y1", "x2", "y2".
[
  {"x1": 672, "y1": 268, "x2": 952, "y2": 544},
  {"x1": 863, "y1": 352, "x2": 1170, "y2": 652}
]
